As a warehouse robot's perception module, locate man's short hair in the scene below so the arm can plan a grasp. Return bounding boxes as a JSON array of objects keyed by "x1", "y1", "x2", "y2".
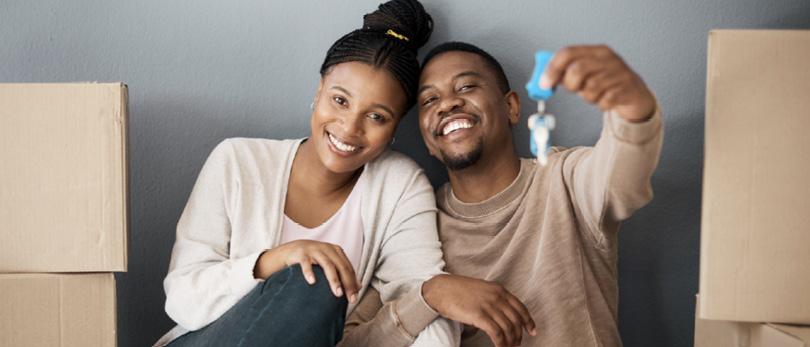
[{"x1": 422, "y1": 41, "x2": 511, "y2": 94}]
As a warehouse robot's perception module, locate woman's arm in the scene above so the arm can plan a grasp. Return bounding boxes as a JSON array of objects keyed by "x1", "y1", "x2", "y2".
[
  {"x1": 339, "y1": 158, "x2": 459, "y2": 346},
  {"x1": 163, "y1": 140, "x2": 265, "y2": 331}
]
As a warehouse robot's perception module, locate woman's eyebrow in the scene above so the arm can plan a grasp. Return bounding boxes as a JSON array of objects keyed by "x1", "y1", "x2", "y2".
[
  {"x1": 330, "y1": 85, "x2": 394, "y2": 117},
  {"x1": 330, "y1": 86, "x2": 354, "y2": 98},
  {"x1": 371, "y1": 103, "x2": 394, "y2": 118}
]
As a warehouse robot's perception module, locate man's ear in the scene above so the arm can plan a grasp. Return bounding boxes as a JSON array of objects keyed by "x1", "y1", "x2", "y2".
[{"x1": 504, "y1": 90, "x2": 521, "y2": 125}]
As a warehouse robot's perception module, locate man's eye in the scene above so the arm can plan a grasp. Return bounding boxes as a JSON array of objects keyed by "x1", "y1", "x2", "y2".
[
  {"x1": 368, "y1": 113, "x2": 383, "y2": 121},
  {"x1": 333, "y1": 96, "x2": 346, "y2": 105},
  {"x1": 422, "y1": 97, "x2": 437, "y2": 106},
  {"x1": 459, "y1": 85, "x2": 476, "y2": 91}
]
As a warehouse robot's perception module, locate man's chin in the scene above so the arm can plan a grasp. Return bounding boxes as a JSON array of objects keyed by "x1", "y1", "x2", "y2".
[{"x1": 440, "y1": 139, "x2": 484, "y2": 171}]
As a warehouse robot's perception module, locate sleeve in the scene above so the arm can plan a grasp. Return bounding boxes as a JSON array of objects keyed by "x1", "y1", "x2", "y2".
[
  {"x1": 163, "y1": 139, "x2": 264, "y2": 331},
  {"x1": 563, "y1": 106, "x2": 663, "y2": 238},
  {"x1": 341, "y1": 287, "x2": 462, "y2": 347},
  {"x1": 339, "y1": 166, "x2": 459, "y2": 346}
]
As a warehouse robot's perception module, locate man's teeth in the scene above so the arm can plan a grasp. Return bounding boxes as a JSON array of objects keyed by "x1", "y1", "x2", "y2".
[
  {"x1": 328, "y1": 133, "x2": 359, "y2": 152},
  {"x1": 442, "y1": 120, "x2": 473, "y2": 136}
]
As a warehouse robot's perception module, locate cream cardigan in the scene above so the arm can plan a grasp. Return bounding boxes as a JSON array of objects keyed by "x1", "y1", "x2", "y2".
[{"x1": 155, "y1": 138, "x2": 447, "y2": 346}]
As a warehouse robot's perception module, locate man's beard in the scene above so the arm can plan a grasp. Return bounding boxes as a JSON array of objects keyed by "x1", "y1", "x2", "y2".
[{"x1": 440, "y1": 138, "x2": 484, "y2": 171}]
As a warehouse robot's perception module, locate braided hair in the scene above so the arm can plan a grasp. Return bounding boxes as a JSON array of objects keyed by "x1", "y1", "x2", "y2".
[{"x1": 320, "y1": 0, "x2": 433, "y2": 110}]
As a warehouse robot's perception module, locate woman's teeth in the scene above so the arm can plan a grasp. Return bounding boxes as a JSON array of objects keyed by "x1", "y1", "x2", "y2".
[
  {"x1": 442, "y1": 120, "x2": 473, "y2": 136},
  {"x1": 328, "y1": 133, "x2": 359, "y2": 152}
]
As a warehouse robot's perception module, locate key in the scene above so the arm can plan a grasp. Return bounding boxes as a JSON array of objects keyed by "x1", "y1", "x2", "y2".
[{"x1": 525, "y1": 51, "x2": 556, "y2": 165}]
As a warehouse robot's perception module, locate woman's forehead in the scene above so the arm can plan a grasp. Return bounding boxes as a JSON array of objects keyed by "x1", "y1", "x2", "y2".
[{"x1": 323, "y1": 62, "x2": 407, "y2": 111}]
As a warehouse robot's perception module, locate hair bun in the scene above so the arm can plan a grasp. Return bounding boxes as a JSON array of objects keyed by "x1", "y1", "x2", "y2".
[{"x1": 362, "y1": 0, "x2": 433, "y2": 50}]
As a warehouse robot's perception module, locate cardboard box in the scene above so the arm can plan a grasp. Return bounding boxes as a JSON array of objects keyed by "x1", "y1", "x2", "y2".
[
  {"x1": 0, "y1": 273, "x2": 117, "y2": 347},
  {"x1": 0, "y1": 83, "x2": 129, "y2": 272},
  {"x1": 695, "y1": 296, "x2": 751, "y2": 347},
  {"x1": 696, "y1": 295, "x2": 810, "y2": 347},
  {"x1": 700, "y1": 30, "x2": 810, "y2": 324}
]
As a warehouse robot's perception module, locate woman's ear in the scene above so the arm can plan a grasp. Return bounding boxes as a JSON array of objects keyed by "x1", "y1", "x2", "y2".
[
  {"x1": 314, "y1": 77, "x2": 325, "y2": 106},
  {"x1": 505, "y1": 90, "x2": 521, "y2": 125}
]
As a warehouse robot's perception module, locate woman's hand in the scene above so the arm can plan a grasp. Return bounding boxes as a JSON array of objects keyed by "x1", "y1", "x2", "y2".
[{"x1": 254, "y1": 240, "x2": 362, "y2": 304}]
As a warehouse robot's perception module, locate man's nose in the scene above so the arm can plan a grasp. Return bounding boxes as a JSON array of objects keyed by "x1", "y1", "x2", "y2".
[{"x1": 438, "y1": 96, "x2": 464, "y2": 115}]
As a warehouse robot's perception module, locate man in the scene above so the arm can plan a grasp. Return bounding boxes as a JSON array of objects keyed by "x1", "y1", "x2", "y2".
[{"x1": 343, "y1": 42, "x2": 662, "y2": 347}]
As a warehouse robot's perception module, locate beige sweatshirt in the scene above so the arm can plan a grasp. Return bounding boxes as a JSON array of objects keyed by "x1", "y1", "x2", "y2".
[
  {"x1": 347, "y1": 108, "x2": 662, "y2": 347},
  {"x1": 437, "y1": 109, "x2": 663, "y2": 347}
]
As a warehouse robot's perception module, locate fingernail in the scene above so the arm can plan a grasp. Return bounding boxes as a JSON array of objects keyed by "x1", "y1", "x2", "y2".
[
  {"x1": 306, "y1": 275, "x2": 315, "y2": 284},
  {"x1": 532, "y1": 328, "x2": 538, "y2": 336},
  {"x1": 539, "y1": 74, "x2": 551, "y2": 90},
  {"x1": 335, "y1": 286, "x2": 343, "y2": 297},
  {"x1": 350, "y1": 293, "x2": 358, "y2": 303}
]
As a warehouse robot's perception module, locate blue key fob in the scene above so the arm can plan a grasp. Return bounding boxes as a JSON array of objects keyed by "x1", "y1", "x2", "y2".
[{"x1": 525, "y1": 51, "x2": 555, "y2": 101}]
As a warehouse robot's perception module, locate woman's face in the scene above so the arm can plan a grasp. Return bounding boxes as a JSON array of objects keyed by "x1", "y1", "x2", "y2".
[{"x1": 310, "y1": 62, "x2": 408, "y2": 174}]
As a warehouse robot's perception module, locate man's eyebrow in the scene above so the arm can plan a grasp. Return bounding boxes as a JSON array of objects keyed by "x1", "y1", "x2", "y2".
[
  {"x1": 417, "y1": 71, "x2": 484, "y2": 96},
  {"x1": 417, "y1": 84, "x2": 434, "y2": 96},
  {"x1": 330, "y1": 86, "x2": 353, "y2": 98},
  {"x1": 455, "y1": 71, "x2": 483, "y2": 80}
]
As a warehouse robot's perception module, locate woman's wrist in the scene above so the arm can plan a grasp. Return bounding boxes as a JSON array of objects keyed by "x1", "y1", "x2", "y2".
[{"x1": 253, "y1": 247, "x2": 286, "y2": 280}]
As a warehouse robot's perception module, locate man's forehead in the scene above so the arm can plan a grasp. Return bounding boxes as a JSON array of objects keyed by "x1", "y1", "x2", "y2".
[{"x1": 419, "y1": 51, "x2": 491, "y2": 85}]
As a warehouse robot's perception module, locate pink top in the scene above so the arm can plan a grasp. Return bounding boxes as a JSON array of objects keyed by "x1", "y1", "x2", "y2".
[{"x1": 279, "y1": 172, "x2": 365, "y2": 274}]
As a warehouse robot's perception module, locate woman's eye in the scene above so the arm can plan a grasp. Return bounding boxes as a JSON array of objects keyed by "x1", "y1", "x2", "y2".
[
  {"x1": 333, "y1": 96, "x2": 346, "y2": 105},
  {"x1": 368, "y1": 113, "x2": 384, "y2": 121}
]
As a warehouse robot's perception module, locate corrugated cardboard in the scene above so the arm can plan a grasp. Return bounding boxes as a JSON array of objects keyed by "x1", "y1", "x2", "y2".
[
  {"x1": 695, "y1": 321, "x2": 810, "y2": 347},
  {"x1": 696, "y1": 295, "x2": 755, "y2": 347},
  {"x1": 696, "y1": 295, "x2": 810, "y2": 347},
  {"x1": 700, "y1": 30, "x2": 810, "y2": 324},
  {"x1": 0, "y1": 273, "x2": 117, "y2": 347},
  {"x1": 0, "y1": 83, "x2": 129, "y2": 272}
]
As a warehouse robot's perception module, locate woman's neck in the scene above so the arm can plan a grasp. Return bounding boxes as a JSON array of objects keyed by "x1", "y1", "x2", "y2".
[{"x1": 291, "y1": 140, "x2": 361, "y2": 196}]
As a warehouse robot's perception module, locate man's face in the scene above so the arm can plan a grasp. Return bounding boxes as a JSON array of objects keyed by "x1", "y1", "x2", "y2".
[{"x1": 417, "y1": 51, "x2": 519, "y2": 171}]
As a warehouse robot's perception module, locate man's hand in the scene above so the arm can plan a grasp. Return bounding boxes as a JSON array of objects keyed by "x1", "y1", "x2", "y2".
[
  {"x1": 540, "y1": 45, "x2": 656, "y2": 122},
  {"x1": 422, "y1": 274, "x2": 536, "y2": 347}
]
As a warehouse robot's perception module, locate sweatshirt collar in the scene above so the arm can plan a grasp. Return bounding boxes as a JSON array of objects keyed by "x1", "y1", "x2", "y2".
[{"x1": 444, "y1": 159, "x2": 534, "y2": 218}]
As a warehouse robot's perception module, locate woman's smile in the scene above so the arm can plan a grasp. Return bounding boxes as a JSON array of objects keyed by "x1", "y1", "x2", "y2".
[{"x1": 326, "y1": 130, "x2": 362, "y2": 154}]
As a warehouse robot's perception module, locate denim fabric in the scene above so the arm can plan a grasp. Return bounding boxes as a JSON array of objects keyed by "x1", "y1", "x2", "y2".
[{"x1": 167, "y1": 264, "x2": 348, "y2": 347}]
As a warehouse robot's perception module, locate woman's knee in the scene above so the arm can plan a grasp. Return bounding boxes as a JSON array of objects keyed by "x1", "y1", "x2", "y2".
[{"x1": 262, "y1": 264, "x2": 348, "y2": 314}]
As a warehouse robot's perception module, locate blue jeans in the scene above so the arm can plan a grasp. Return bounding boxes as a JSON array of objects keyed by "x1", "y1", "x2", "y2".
[{"x1": 167, "y1": 264, "x2": 348, "y2": 347}]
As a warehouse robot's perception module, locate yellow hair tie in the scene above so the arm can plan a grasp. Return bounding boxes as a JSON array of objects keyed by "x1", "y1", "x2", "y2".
[{"x1": 385, "y1": 29, "x2": 409, "y2": 42}]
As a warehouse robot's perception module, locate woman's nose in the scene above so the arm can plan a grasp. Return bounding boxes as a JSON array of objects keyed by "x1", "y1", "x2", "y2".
[{"x1": 340, "y1": 113, "x2": 364, "y2": 136}]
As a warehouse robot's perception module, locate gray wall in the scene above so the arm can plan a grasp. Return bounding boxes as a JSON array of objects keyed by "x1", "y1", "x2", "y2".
[{"x1": 3, "y1": 1, "x2": 809, "y2": 346}]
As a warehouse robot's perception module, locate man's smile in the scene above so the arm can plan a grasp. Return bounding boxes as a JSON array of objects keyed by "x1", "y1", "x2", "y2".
[{"x1": 435, "y1": 112, "x2": 481, "y2": 140}]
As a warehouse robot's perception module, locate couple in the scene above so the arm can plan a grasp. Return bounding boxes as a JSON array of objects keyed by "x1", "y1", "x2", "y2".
[{"x1": 154, "y1": 0, "x2": 663, "y2": 346}]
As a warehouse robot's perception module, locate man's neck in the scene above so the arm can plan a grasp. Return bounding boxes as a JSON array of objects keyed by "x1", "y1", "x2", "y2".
[{"x1": 447, "y1": 150, "x2": 521, "y2": 204}]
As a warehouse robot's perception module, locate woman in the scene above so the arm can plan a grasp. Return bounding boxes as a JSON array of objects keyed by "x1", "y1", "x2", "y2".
[{"x1": 153, "y1": 1, "x2": 454, "y2": 346}]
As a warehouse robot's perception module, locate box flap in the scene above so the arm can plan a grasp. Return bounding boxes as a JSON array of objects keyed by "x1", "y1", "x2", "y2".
[
  {"x1": 0, "y1": 83, "x2": 129, "y2": 272},
  {"x1": 765, "y1": 324, "x2": 810, "y2": 347},
  {"x1": 751, "y1": 324, "x2": 810, "y2": 347}
]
